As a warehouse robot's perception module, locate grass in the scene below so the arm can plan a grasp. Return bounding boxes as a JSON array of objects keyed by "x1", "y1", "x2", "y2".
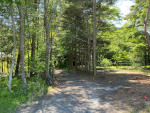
[
  {"x1": 0, "y1": 75, "x2": 50, "y2": 113},
  {"x1": 56, "y1": 67, "x2": 69, "y2": 71},
  {"x1": 147, "y1": 106, "x2": 150, "y2": 112},
  {"x1": 97, "y1": 66, "x2": 150, "y2": 74}
]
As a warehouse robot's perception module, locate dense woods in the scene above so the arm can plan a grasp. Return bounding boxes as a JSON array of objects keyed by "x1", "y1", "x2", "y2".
[{"x1": 1, "y1": 0, "x2": 150, "y2": 112}]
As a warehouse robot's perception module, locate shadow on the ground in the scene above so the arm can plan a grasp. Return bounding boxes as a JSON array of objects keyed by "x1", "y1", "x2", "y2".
[
  {"x1": 95, "y1": 69, "x2": 150, "y2": 112},
  {"x1": 17, "y1": 70, "x2": 150, "y2": 113}
]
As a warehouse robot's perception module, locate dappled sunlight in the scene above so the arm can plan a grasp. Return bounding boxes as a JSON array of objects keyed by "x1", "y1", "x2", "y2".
[{"x1": 14, "y1": 69, "x2": 150, "y2": 113}]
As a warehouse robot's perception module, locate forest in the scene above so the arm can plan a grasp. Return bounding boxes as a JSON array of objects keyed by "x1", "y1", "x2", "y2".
[{"x1": 1, "y1": 0, "x2": 150, "y2": 112}]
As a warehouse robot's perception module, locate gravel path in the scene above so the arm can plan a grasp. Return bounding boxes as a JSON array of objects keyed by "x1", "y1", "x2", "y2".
[{"x1": 18, "y1": 70, "x2": 129, "y2": 113}]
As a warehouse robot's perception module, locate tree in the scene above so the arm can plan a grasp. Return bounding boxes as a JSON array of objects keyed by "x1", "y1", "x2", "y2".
[
  {"x1": 18, "y1": 4, "x2": 27, "y2": 90},
  {"x1": 30, "y1": 0, "x2": 38, "y2": 77},
  {"x1": 8, "y1": 3, "x2": 16, "y2": 91},
  {"x1": 93, "y1": 0, "x2": 97, "y2": 75},
  {"x1": 144, "y1": 0, "x2": 150, "y2": 52}
]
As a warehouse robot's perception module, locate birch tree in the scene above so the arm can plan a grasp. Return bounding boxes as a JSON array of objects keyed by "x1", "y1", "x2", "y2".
[
  {"x1": 8, "y1": 3, "x2": 16, "y2": 91},
  {"x1": 44, "y1": 0, "x2": 63, "y2": 82}
]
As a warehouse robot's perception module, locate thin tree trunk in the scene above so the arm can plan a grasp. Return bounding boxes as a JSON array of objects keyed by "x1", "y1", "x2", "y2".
[
  {"x1": 2, "y1": 62, "x2": 3, "y2": 72},
  {"x1": 81, "y1": 52, "x2": 83, "y2": 71},
  {"x1": 93, "y1": 0, "x2": 97, "y2": 75},
  {"x1": 69, "y1": 54, "x2": 71, "y2": 70},
  {"x1": 28, "y1": 35, "x2": 29, "y2": 73},
  {"x1": 44, "y1": 0, "x2": 60, "y2": 79},
  {"x1": 7, "y1": 56, "x2": 9, "y2": 73},
  {"x1": 87, "y1": 18, "x2": 90, "y2": 72},
  {"x1": 50, "y1": 30, "x2": 52, "y2": 75},
  {"x1": 86, "y1": 9, "x2": 91, "y2": 72},
  {"x1": 30, "y1": 0, "x2": 38, "y2": 77},
  {"x1": 71, "y1": 53, "x2": 73, "y2": 70},
  {"x1": 75, "y1": 30, "x2": 77, "y2": 70},
  {"x1": 27, "y1": 11, "x2": 30, "y2": 74},
  {"x1": 144, "y1": 0, "x2": 150, "y2": 52},
  {"x1": 44, "y1": 0, "x2": 50, "y2": 79},
  {"x1": 79, "y1": 44, "x2": 81, "y2": 68},
  {"x1": 84, "y1": 44, "x2": 87, "y2": 72},
  {"x1": 18, "y1": 5, "x2": 27, "y2": 90},
  {"x1": 15, "y1": 53, "x2": 20, "y2": 76},
  {"x1": 8, "y1": 4, "x2": 16, "y2": 91}
]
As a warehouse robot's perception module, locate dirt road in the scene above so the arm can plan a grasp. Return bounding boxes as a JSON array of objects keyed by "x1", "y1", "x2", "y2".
[{"x1": 17, "y1": 70, "x2": 150, "y2": 113}]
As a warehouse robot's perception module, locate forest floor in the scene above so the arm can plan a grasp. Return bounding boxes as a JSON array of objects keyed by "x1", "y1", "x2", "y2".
[{"x1": 16, "y1": 69, "x2": 150, "y2": 113}]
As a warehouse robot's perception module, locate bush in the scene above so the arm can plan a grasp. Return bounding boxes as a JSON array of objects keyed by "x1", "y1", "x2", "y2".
[
  {"x1": 100, "y1": 58, "x2": 112, "y2": 67},
  {"x1": 0, "y1": 76, "x2": 48, "y2": 113}
]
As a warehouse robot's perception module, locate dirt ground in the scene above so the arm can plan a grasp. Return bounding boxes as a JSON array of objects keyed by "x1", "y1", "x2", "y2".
[{"x1": 16, "y1": 69, "x2": 150, "y2": 113}]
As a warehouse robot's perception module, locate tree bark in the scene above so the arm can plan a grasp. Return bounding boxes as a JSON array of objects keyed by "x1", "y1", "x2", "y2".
[
  {"x1": 75, "y1": 26, "x2": 77, "y2": 70},
  {"x1": 2, "y1": 62, "x2": 3, "y2": 72},
  {"x1": 93, "y1": 0, "x2": 97, "y2": 75},
  {"x1": 144, "y1": 0, "x2": 150, "y2": 52},
  {"x1": 18, "y1": 5, "x2": 27, "y2": 90},
  {"x1": 50, "y1": 30, "x2": 52, "y2": 75},
  {"x1": 44, "y1": 0, "x2": 50, "y2": 79},
  {"x1": 15, "y1": 53, "x2": 20, "y2": 76},
  {"x1": 86, "y1": 5, "x2": 90, "y2": 72},
  {"x1": 84, "y1": 44, "x2": 87, "y2": 72},
  {"x1": 8, "y1": 4, "x2": 16, "y2": 91},
  {"x1": 7, "y1": 56, "x2": 9, "y2": 73},
  {"x1": 30, "y1": 0, "x2": 38, "y2": 77}
]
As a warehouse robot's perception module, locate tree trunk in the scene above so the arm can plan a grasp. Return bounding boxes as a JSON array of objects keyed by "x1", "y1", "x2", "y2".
[
  {"x1": 18, "y1": 5, "x2": 27, "y2": 90},
  {"x1": 71, "y1": 53, "x2": 73, "y2": 70},
  {"x1": 87, "y1": 20, "x2": 90, "y2": 72},
  {"x1": 79, "y1": 44, "x2": 81, "y2": 68},
  {"x1": 2, "y1": 62, "x2": 3, "y2": 72},
  {"x1": 75, "y1": 42, "x2": 77, "y2": 70},
  {"x1": 44, "y1": 0, "x2": 50, "y2": 79},
  {"x1": 144, "y1": 0, "x2": 150, "y2": 52},
  {"x1": 84, "y1": 44, "x2": 87, "y2": 72},
  {"x1": 93, "y1": 0, "x2": 97, "y2": 75},
  {"x1": 30, "y1": 0, "x2": 37, "y2": 77},
  {"x1": 7, "y1": 56, "x2": 9, "y2": 73},
  {"x1": 15, "y1": 53, "x2": 20, "y2": 76},
  {"x1": 30, "y1": 32, "x2": 36, "y2": 77},
  {"x1": 8, "y1": 4, "x2": 16, "y2": 91},
  {"x1": 81, "y1": 53, "x2": 83, "y2": 71},
  {"x1": 50, "y1": 30, "x2": 52, "y2": 75}
]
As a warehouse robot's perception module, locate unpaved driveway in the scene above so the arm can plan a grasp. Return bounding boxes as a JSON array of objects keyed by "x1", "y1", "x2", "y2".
[{"x1": 17, "y1": 70, "x2": 134, "y2": 113}]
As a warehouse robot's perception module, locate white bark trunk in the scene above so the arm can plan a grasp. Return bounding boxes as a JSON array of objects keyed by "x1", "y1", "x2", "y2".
[{"x1": 8, "y1": 4, "x2": 16, "y2": 91}]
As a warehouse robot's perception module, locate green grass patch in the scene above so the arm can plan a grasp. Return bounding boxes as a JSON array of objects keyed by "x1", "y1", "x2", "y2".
[
  {"x1": 0, "y1": 76, "x2": 49, "y2": 113},
  {"x1": 97, "y1": 66, "x2": 150, "y2": 74}
]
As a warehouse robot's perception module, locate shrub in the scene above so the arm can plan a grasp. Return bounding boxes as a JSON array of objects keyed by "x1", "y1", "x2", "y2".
[
  {"x1": 100, "y1": 58, "x2": 112, "y2": 67},
  {"x1": 0, "y1": 76, "x2": 48, "y2": 113}
]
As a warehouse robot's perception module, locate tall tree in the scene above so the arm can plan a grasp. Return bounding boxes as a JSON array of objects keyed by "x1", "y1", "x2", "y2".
[
  {"x1": 30, "y1": 0, "x2": 38, "y2": 77},
  {"x1": 18, "y1": 4, "x2": 27, "y2": 90},
  {"x1": 44, "y1": 0, "x2": 50, "y2": 79},
  {"x1": 93, "y1": 0, "x2": 97, "y2": 75},
  {"x1": 8, "y1": 3, "x2": 16, "y2": 91},
  {"x1": 144, "y1": 0, "x2": 150, "y2": 52}
]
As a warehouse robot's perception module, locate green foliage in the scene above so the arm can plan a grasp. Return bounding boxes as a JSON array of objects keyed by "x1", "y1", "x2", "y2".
[
  {"x1": 0, "y1": 76, "x2": 48, "y2": 113},
  {"x1": 100, "y1": 58, "x2": 112, "y2": 67},
  {"x1": 0, "y1": 61, "x2": 10, "y2": 73}
]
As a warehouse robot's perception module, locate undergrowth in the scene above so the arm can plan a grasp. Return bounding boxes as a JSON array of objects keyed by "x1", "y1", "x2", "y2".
[
  {"x1": 0, "y1": 76, "x2": 50, "y2": 113},
  {"x1": 97, "y1": 66, "x2": 150, "y2": 74}
]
